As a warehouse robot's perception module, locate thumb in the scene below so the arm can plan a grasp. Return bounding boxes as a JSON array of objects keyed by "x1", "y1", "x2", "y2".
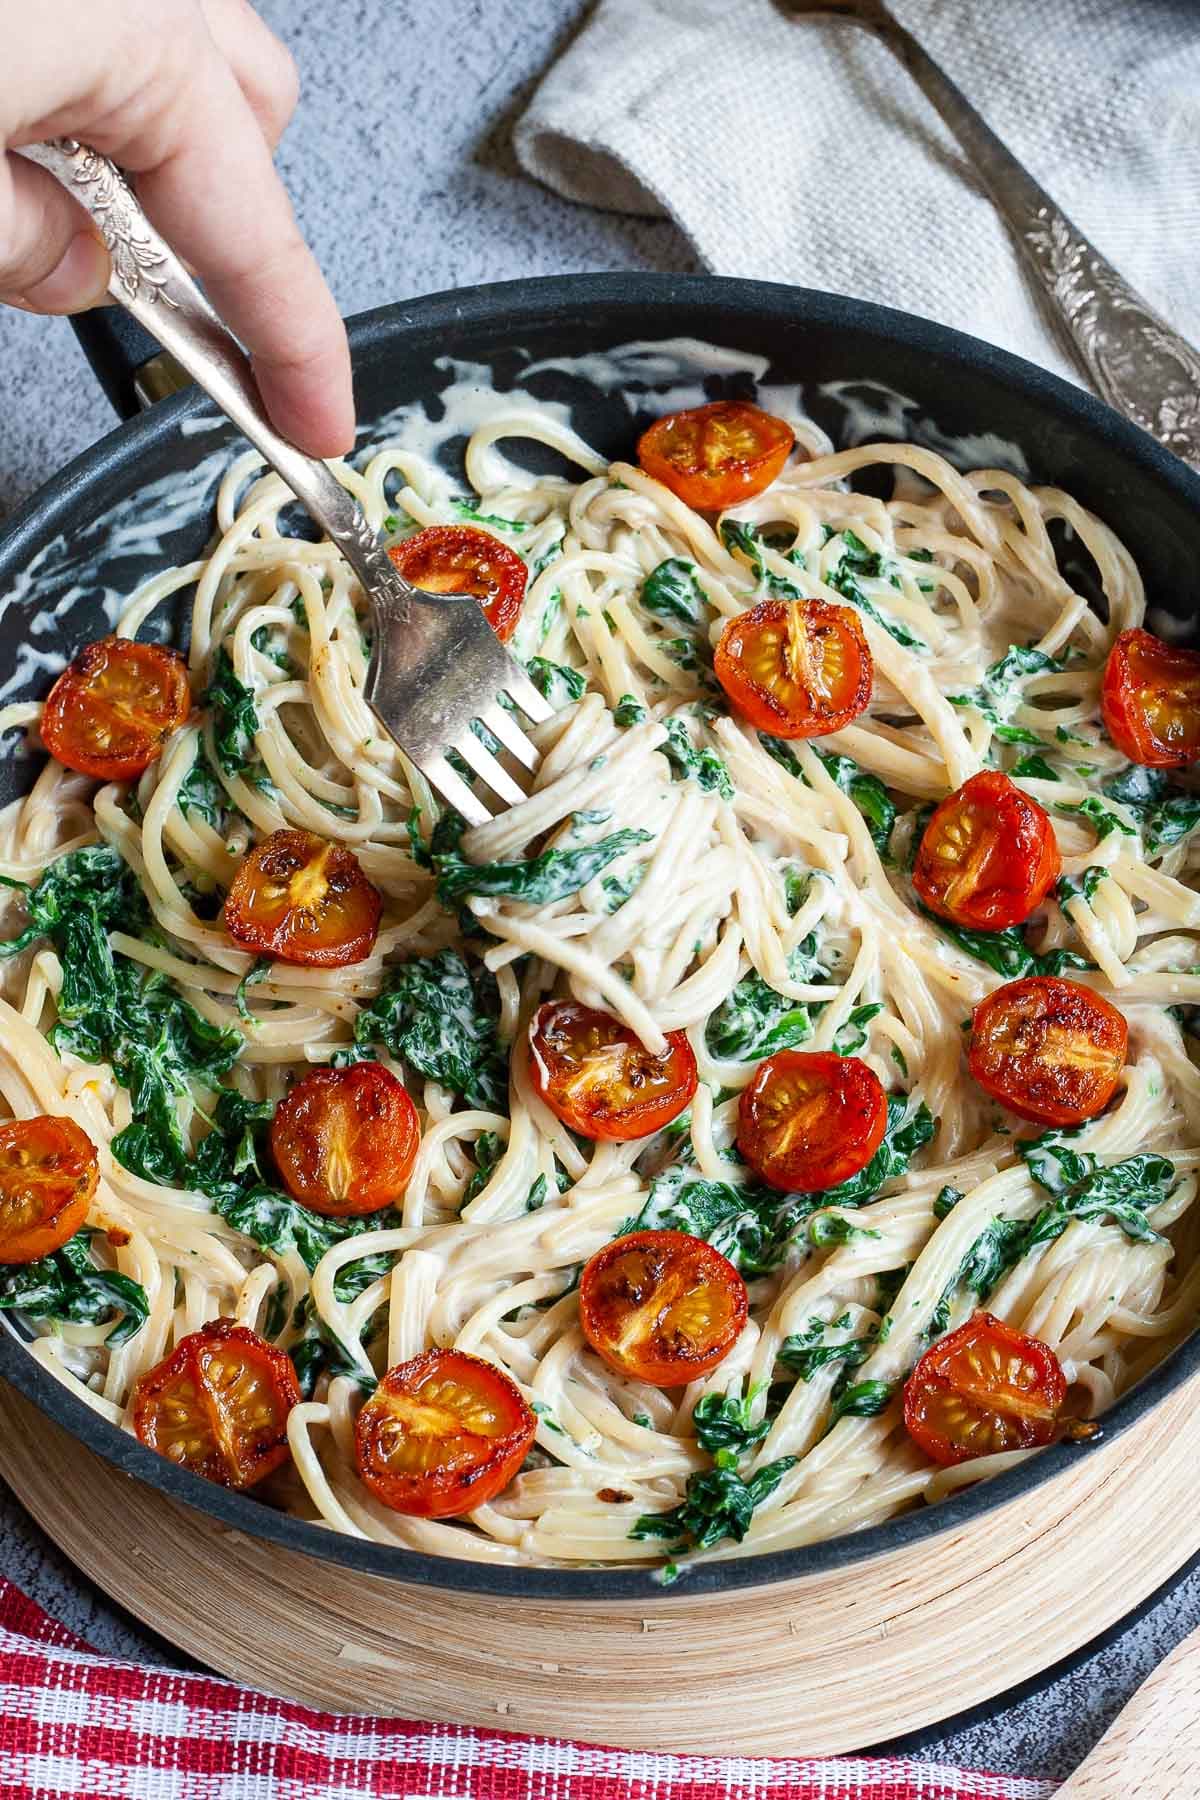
[{"x1": 0, "y1": 153, "x2": 111, "y2": 313}]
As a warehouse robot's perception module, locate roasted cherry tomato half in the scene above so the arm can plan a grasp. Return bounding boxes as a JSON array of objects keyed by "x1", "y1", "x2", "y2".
[
  {"x1": 914, "y1": 770, "x2": 1061, "y2": 931},
  {"x1": 224, "y1": 829, "x2": 381, "y2": 967},
  {"x1": 968, "y1": 975, "x2": 1127, "y2": 1126},
  {"x1": 354, "y1": 1348, "x2": 535, "y2": 1518},
  {"x1": 1100, "y1": 627, "x2": 1200, "y2": 769},
  {"x1": 714, "y1": 599, "x2": 872, "y2": 739},
  {"x1": 41, "y1": 636, "x2": 190, "y2": 782},
  {"x1": 528, "y1": 1000, "x2": 698, "y2": 1142},
  {"x1": 737, "y1": 1049, "x2": 888, "y2": 1194},
  {"x1": 637, "y1": 400, "x2": 795, "y2": 511},
  {"x1": 579, "y1": 1228, "x2": 747, "y2": 1386},
  {"x1": 904, "y1": 1311, "x2": 1067, "y2": 1466},
  {"x1": 388, "y1": 525, "x2": 528, "y2": 644},
  {"x1": 0, "y1": 1115, "x2": 98, "y2": 1265},
  {"x1": 132, "y1": 1318, "x2": 300, "y2": 1489},
  {"x1": 270, "y1": 1063, "x2": 419, "y2": 1218}
]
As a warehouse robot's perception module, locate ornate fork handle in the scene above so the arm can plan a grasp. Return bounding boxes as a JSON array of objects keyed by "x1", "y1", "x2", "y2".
[
  {"x1": 833, "y1": 3, "x2": 1200, "y2": 468},
  {"x1": 20, "y1": 139, "x2": 413, "y2": 625}
]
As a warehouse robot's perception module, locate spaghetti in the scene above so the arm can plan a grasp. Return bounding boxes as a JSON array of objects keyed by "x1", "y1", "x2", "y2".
[{"x1": 0, "y1": 353, "x2": 1197, "y2": 1574}]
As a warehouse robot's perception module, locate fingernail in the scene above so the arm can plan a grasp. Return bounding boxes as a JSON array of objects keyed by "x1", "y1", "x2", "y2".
[{"x1": 20, "y1": 232, "x2": 111, "y2": 314}]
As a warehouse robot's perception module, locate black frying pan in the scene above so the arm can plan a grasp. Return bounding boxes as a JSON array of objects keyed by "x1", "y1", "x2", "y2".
[{"x1": 1, "y1": 274, "x2": 1198, "y2": 1600}]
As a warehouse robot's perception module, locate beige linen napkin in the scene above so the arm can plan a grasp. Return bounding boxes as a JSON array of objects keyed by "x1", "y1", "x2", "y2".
[{"x1": 515, "y1": 0, "x2": 1200, "y2": 384}]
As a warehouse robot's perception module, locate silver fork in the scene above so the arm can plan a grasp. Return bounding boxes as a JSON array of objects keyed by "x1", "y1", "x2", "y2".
[
  {"x1": 779, "y1": 0, "x2": 1200, "y2": 470},
  {"x1": 21, "y1": 139, "x2": 552, "y2": 829}
]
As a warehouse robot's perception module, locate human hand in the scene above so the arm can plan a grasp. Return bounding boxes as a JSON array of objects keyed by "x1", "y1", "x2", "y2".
[{"x1": 0, "y1": 0, "x2": 353, "y2": 456}]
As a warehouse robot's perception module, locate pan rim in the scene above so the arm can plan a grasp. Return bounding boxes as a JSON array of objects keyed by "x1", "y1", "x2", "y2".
[{"x1": 2, "y1": 270, "x2": 1199, "y2": 1600}]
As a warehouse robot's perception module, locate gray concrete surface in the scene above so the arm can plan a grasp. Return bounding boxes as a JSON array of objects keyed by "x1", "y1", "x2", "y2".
[{"x1": 0, "y1": 0, "x2": 1197, "y2": 1784}]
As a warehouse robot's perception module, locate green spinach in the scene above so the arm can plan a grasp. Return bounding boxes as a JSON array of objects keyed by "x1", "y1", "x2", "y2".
[
  {"x1": 525, "y1": 657, "x2": 586, "y2": 707},
  {"x1": 826, "y1": 530, "x2": 926, "y2": 651},
  {"x1": 203, "y1": 648, "x2": 260, "y2": 777},
  {"x1": 630, "y1": 1456, "x2": 796, "y2": 1552},
  {"x1": 720, "y1": 521, "x2": 804, "y2": 598},
  {"x1": 919, "y1": 906, "x2": 1092, "y2": 980},
  {"x1": 829, "y1": 1379, "x2": 896, "y2": 1423},
  {"x1": 704, "y1": 940, "x2": 820, "y2": 1061},
  {"x1": 0, "y1": 848, "x2": 243, "y2": 1179},
  {"x1": 628, "y1": 1097, "x2": 932, "y2": 1275},
  {"x1": 1056, "y1": 866, "x2": 1108, "y2": 909},
  {"x1": 435, "y1": 829, "x2": 652, "y2": 910},
  {"x1": 450, "y1": 497, "x2": 528, "y2": 532},
  {"x1": 779, "y1": 1318, "x2": 874, "y2": 1381},
  {"x1": 0, "y1": 1228, "x2": 148, "y2": 1345},
  {"x1": 808, "y1": 1212, "x2": 881, "y2": 1247},
  {"x1": 1100, "y1": 764, "x2": 1200, "y2": 856},
  {"x1": 832, "y1": 1002, "x2": 883, "y2": 1055},
  {"x1": 662, "y1": 718, "x2": 734, "y2": 800},
  {"x1": 641, "y1": 558, "x2": 708, "y2": 626},
  {"x1": 948, "y1": 645, "x2": 1064, "y2": 746},
  {"x1": 1019, "y1": 1137, "x2": 1175, "y2": 1249},
  {"x1": 760, "y1": 737, "x2": 895, "y2": 853},
  {"x1": 692, "y1": 1391, "x2": 771, "y2": 1461},
  {"x1": 1055, "y1": 797, "x2": 1135, "y2": 842},
  {"x1": 177, "y1": 743, "x2": 227, "y2": 828},
  {"x1": 350, "y1": 949, "x2": 507, "y2": 1110},
  {"x1": 1010, "y1": 753, "x2": 1060, "y2": 782}
]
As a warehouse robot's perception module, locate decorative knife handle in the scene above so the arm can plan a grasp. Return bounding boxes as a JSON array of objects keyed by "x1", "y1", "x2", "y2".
[{"x1": 863, "y1": 4, "x2": 1200, "y2": 469}]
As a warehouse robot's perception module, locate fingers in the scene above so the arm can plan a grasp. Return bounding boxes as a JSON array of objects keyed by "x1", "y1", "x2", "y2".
[
  {"x1": 120, "y1": 40, "x2": 354, "y2": 457},
  {"x1": 0, "y1": 0, "x2": 353, "y2": 456},
  {"x1": 0, "y1": 155, "x2": 110, "y2": 313},
  {"x1": 199, "y1": 0, "x2": 298, "y2": 151}
]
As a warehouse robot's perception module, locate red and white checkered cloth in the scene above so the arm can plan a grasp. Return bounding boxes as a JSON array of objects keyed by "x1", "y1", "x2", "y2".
[{"x1": 0, "y1": 1576, "x2": 1055, "y2": 1800}]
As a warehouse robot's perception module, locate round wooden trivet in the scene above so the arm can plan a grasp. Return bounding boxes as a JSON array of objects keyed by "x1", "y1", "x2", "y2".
[{"x1": 1, "y1": 1377, "x2": 1198, "y2": 1757}]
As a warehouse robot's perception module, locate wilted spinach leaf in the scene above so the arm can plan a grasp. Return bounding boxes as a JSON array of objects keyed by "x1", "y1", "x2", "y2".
[
  {"x1": 613, "y1": 694, "x2": 648, "y2": 727},
  {"x1": 1010, "y1": 753, "x2": 1060, "y2": 782},
  {"x1": 816, "y1": 751, "x2": 896, "y2": 852},
  {"x1": 218, "y1": 1183, "x2": 399, "y2": 1272},
  {"x1": 779, "y1": 1316, "x2": 874, "y2": 1381},
  {"x1": 808, "y1": 1212, "x2": 881, "y2": 1247},
  {"x1": 720, "y1": 521, "x2": 804, "y2": 597},
  {"x1": 1019, "y1": 1136, "x2": 1175, "y2": 1249},
  {"x1": 832, "y1": 1002, "x2": 883, "y2": 1056},
  {"x1": 1056, "y1": 865, "x2": 1108, "y2": 910},
  {"x1": 919, "y1": 906, "x2": 1092, "y2": 980},
  {"x1": 177, "y1": 742, "x2": 227, "y2": 828},
  {"x1": 351, "y1": 949, "x2": 508, "y2": 1110},
  {"x1": 661, "y1": 718, "x2": 734, "y2": 800},
  {"x1": 933, "y1": 1184, "x2": 963, "y2": 1220},
  {"x1": 435, "y1": 828, "x2": 652, "y2": 909},
  {"x1": 450, "y1": 496, "x2": 528, "y2": 532},
  {"x1": 203, "y1": 648, "x2": 260, "y2": 777},
  {"x1": 1100, "y1": 764, "x2": 1200, "y2": 856},
  {"x1": 829, "y1": 1378, "x2": 895, "y2": 1423},
  {"x1": 819, "y1": 1096, "x2": 934, "y2": 1208},
  {"x1": 630, "y1": 1456, "x2": 796, "y2": 1551},
  {"x1": 825, "y1": 530, "x2": 926, "y2": 651},
  {"x1": 0, "y1": 848, "x2": 242, "y2": 1178},
  {"x1": 0, "y1": 1228, "x2": 148, "y2": 1345},
  {"x1": 704, "y1": 939, "x2": 820, "y2": 1061},
  {"x1": 759, "y1": 737, "x2": 895, "y2": 853},
  {"x1": 1055, "y1": 797, "x2": 1135, "y2": 842},
  {"x1": 641, "y1": 558, "x2": 708, "y2": 626},
  {"x1": 525, "y1": 657, "x2": 586, "y2": 707},
  {"x1": 692, "y1": 1391, "x2": 771, "y2": 1461},
  {"x1": 949, "y1": 644, "x2": 1064, "y2": 746}
]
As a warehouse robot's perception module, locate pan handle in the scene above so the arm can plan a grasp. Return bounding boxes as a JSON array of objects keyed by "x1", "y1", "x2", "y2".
[{"x1": 68, "y1": 308, "x2": 184, "y2": 418}]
